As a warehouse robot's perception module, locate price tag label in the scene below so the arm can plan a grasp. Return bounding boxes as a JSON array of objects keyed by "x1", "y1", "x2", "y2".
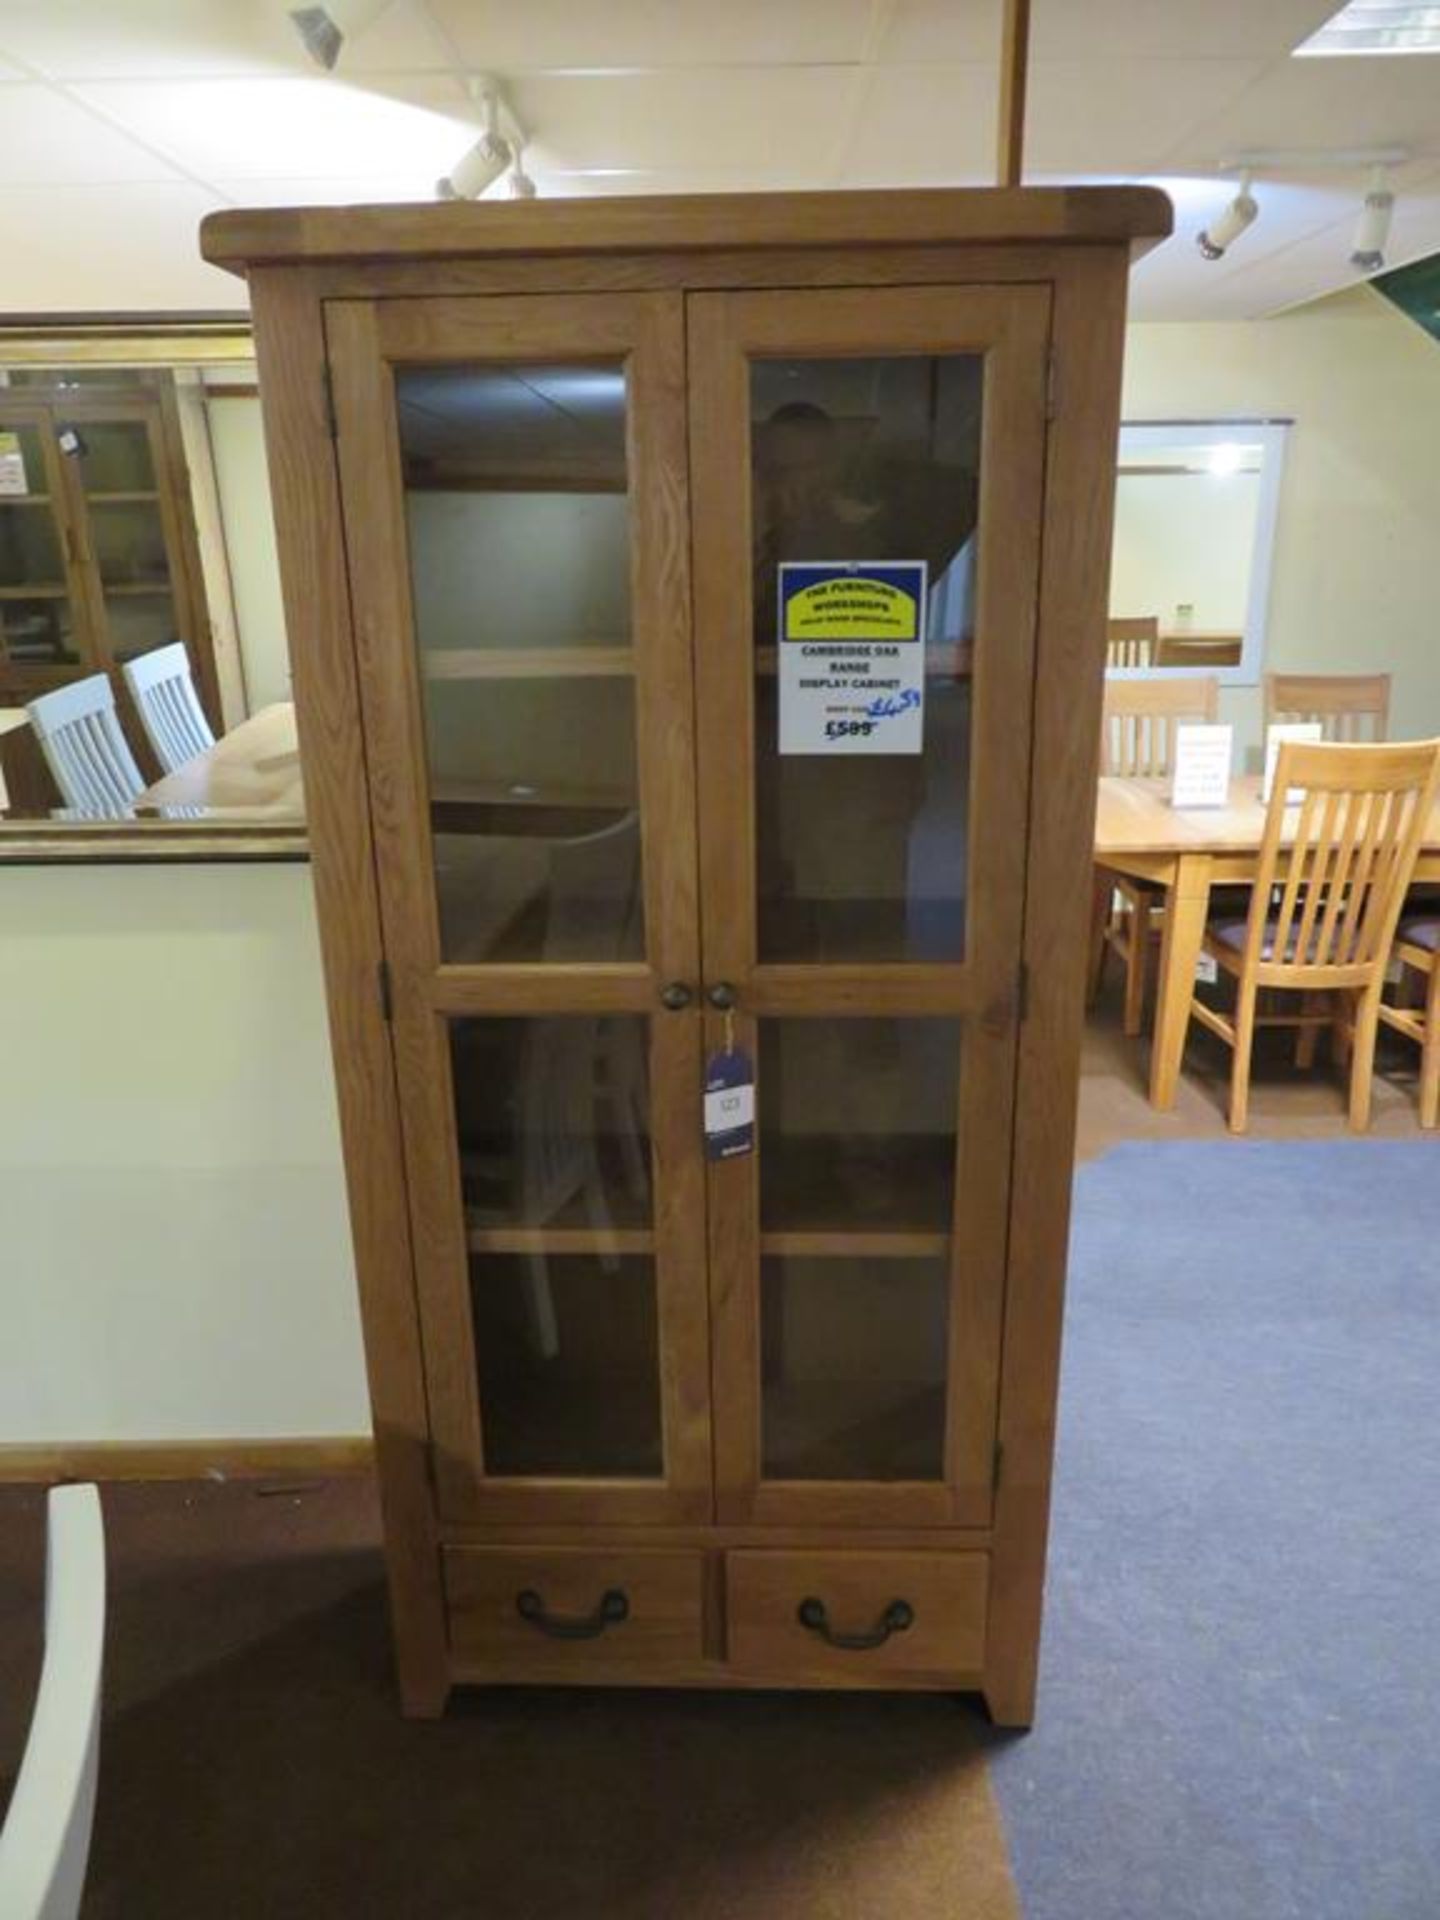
[
  {"x1": 1170, "y1": 724, "x2": 1233, "y2": 810},
  {"x1": 704, "y1": 1049, "x2": 755, "y2": 1159},
  {"x1": 777, "y1": 560, "x2": 928, "y2": 755}
]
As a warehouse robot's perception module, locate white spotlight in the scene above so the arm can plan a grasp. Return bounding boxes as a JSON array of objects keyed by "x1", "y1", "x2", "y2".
[
  {"x1": 1197, "y1": 172, "x2": 1258, "y2": 260},
  {"x1": 285, "y1": 0, "x2": 391, "y2": 71},
  {"x1": 1351, "y1": 167, "x2": 1395, "y2": 272},
  {"x1": 438, "y1": 85, "x2": 513, "y2": 200}
]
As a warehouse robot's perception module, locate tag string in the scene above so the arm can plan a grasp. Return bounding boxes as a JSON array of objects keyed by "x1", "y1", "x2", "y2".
[{"x1": 724, "y1": 1006, "x2": 736, "y2": 1054}]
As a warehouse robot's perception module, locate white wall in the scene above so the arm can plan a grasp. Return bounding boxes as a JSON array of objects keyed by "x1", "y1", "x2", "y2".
[
  {"x1": 1122, "y1": 286, "x2": 1440, "y2": 762},
  {"x1": 0, "y1": 865, "x2": 368, "y2": 1443},
  {"x1": 207, "y1": 395, "x2": 292, "y2": 712}
]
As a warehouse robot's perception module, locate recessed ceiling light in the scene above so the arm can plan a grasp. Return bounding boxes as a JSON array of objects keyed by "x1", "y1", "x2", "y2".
[{"x1": 1295, "y1": 2, "x2": 1440, "y2": 56}]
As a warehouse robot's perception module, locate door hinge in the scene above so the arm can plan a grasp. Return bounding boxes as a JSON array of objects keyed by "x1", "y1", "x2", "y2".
[
  {"x1": 377, "y1": 957, "x2": 393, "y2": 1023},
  {"x1": 1045, "y1": 347, "x2": 1059, "y2": 422},
  {"x1": 992, "y1": 1440, "x2": 1004, "y2": 1492},
  {"x1": 1017, "y1": 961, "x2": 1031, "y2": 1024},
  {"x1": 321, "y1": 362, "x2": 338, "y2": 440}
]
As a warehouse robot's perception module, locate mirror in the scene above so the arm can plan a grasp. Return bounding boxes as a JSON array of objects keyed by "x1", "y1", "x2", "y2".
[{"x1": 1107, "y1": 420, "x2": 1289, "y2": 685}]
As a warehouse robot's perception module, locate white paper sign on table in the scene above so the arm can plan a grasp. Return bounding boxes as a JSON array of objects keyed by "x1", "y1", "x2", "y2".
[
  {"x1": 1169, "y1": 724, "x2": 1233, "y2": 810},
  {"x1": 1262, "y1": 722, "x2": 1323, "y2": 805}
]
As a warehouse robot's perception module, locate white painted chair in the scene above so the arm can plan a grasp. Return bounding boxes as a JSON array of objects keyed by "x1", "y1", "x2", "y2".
[
  {"x1": 24, "y1": 676, "x2": 143, "y2": 816},
  {"x1": 121, "y1": 642, "x2": 215, "y2": 774},
  {"x1": 0, "y1": 1484, "x2": 106, "y2": 1920}
]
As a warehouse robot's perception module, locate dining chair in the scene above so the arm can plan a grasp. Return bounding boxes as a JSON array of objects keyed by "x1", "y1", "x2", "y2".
[
  {"x1": 121, "y1": 641, "x2": 214, "y2": 774},
  {"x1": 1264, "y1": 671, "x2": 1391, "y2": 742},
  {"x1": 1378, "y1": 918, "x2": 1440, "y2": 1128},
  {"x1": 1091, "y1": 675, "x2": 1221, "y2": 1035},
  {"x1": 25, "y1": 675, "x2": 144, "y2": 815},
  {"x1": 0, "y1": 1485, "x2": 106, "y2": 1920},
  {"x1": 1106, "y1": 616, "x2": 1158, "y2": 670},
  {"x1": 1187, "y1": 738, "x2": 1440, "y2": 1132}
]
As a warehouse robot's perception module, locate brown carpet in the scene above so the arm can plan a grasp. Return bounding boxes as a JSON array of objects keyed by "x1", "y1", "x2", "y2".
[{"x1": 0, "y1": 1479, "x2": 1020, "y2": 1920}]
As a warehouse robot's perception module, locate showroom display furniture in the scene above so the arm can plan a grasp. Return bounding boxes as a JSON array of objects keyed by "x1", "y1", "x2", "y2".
[{"x1": 203, "y1": 186, "x2": 1170, "y2": 1727}]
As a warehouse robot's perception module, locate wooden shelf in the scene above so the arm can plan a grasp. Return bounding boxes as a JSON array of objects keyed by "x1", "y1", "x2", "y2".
[
  {"x1": 86, "y1": 490, "x2": 160, "y2": 503},
  {"x1": 0, "y1": 585, "x2": 67, "y2": 600},
  {"x1": 468, "y1": 1225, "x2": 655, "y2": 1257},
  {"x1": 425, "y1": 646, "x2": 633, "y2": 681},
  {"x1": 759, "y1": 1229, "x2": 949, "y2": 1259},
  {"x1": 103, "y1": 582, "x2": 171, "y2": 597},
  {"x1": 0, "y1": 494, "x2": 52, "y2": 507}
]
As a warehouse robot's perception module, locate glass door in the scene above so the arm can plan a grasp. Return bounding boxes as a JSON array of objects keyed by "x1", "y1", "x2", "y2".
[
  {"x1": 688, "y1": 285, "x2": 1051, "y2": 1528},
  {"x1": 327, "y1": 292, "x2": 711, "y2": 1525}
]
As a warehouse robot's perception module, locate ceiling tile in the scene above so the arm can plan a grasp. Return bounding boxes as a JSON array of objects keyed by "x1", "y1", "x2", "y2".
[
  {"x1": 0, "y1": 0, "x2": 450, "y2": 81},
  {"x1": 68, "y1": 74, "x2": 474, "y2": 183},
  {"x1": 833, "y1": 65, "x2": 998, "y2": 185},
  {"x1": 1026, "y1": 58, "x2": 1267, "y2": 174},
  {"x1": 514, "y1": 67, "x2": 869, "y2": 175},
  {"x1": 0, "y1": 81, "x2": 182, "y2": 183},
  {"x1": 1161, "y1": 50, "x2": 1440, "y2": 170},
  {"x1": 1031, "y1": 0, "x2": 1336, "y2": 61},
  {"x1": 427, "y1": 0, "x2": 877, "y2": 69},
  {"x1": 0, "y1": 182, "x2": 235, "y2": 309},
  {"x1": 876, "y1": 0, "x2": 1011, "y2": 65}
]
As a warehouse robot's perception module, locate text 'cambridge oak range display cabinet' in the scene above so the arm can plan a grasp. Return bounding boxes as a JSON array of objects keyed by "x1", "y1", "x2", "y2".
[{"x1": 203, "y1": 187, "x2": 1169, "y2": 1726}]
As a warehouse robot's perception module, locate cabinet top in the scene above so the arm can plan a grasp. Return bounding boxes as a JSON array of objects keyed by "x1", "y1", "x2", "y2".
[{"x1": 201, "y1": 185, "x2": 1171, "y2": 276}]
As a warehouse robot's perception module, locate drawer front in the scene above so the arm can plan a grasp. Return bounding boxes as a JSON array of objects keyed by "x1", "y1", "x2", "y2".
[
  {"x1": 444, "y1": 1546, "x2": 705, "y2": 1674},
  {"x1": 726, "y1": 1550, "x2": 988, "y2": 1678}
]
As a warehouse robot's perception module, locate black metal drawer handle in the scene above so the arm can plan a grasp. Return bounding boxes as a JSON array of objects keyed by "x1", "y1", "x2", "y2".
[
  {"x1": 515, "y1": 1587, "x2": 629, "y2": 1641},
  {"x1": 797, "y1": 1596, "x2": 914, "y2": 1652}
]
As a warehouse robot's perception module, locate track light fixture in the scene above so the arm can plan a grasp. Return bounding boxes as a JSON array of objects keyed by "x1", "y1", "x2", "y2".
[
  {"x1": 438, "y1": 81, "x2": 514, "y2": 201},
  {"x1": 508, "y1": 145, "x2": 538, "y2": 199},
  {"x1": 1350, "y1": 166, "x2": 1395, "y2": 272},
  {"x1": 1197, "y1": 172, "x2": 1258, "y2": 260},
  {"x1": 285, "y1": 0, "x2": 391, "y2": 72}
]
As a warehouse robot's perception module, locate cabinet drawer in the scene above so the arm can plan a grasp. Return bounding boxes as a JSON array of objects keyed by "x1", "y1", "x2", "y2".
[
  {"x1": 726, "y1": 1550, "x2": 988, "y2": 1678},
  {"x1": 444, "y1": 1546, "x2": 705, "y2": 1674}
]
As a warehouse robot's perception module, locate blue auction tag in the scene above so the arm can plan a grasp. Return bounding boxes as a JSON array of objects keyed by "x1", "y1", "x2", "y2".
[{"x1": 704, "y1": 1049, "x2": 755, "y2": 1160}]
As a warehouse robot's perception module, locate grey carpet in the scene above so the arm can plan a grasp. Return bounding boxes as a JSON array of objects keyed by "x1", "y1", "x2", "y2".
[{"x1": 991, "y1": 1139, "x2": 1440, "y2": 1920}]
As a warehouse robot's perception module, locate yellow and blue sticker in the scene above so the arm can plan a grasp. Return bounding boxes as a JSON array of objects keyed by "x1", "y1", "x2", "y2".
[{"x1": 777, "y1": 560, "x2": 927, "y2": 755}]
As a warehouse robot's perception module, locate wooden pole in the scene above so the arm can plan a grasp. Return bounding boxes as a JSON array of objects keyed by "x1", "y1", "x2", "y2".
[{"x1": 996, "y1": 0, "x2": 1031, "y2": 188}]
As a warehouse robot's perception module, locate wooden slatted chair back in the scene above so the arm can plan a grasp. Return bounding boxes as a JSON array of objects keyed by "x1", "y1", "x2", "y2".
[
  {"x1": 1106, "y1": 616, "x2": 1158, "y2": 669},
  {"x1": 1264, "y1": 672, "x2": 1391, "y2": 743},
  {"x1": 121, "y1": 642, "x2": 214, "y2": 774},
  {"x1": 1242, "y1": 739, "x2": 1440, "y2": 985},
  {"x1": 1100, "y1": 675, "x2": 1220, "y2": 778},
  {"x1": 25, "y1": 675, "x2": 143, "y2": 815}
]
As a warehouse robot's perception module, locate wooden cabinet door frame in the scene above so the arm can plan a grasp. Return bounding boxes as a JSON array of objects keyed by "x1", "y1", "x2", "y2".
[
  {"x1": 326, "y1": 291, "x2": 712, "y2": 1526},
  {"x1": 687, "y1": 282, "x2": 1053, "y2": 1529}
]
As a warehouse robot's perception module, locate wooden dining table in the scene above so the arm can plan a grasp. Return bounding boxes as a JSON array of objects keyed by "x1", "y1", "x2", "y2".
[
  {"x1": 135, "y1": 701, "x2": 303, "y2": 817},
  {"x1": 1094, "y1": 774, "x2": 1440, "y2": 1109}
]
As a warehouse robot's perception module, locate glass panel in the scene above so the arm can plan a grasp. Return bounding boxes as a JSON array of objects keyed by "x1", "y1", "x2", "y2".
[
  {"x1": 69, "y1": 421, "x2": 156, "y2": 494},
  {"x1": 0, "y1": 502, "x2": 64, "y2": 589},
  {"x1": 0, "y1": 595, "x2": 79, "y2": 667},
  {"x1": 759, "y1": 1017, "x2": 960, "y2": 1234},
  {"x1": 396, "y1": 363, "x2": 643, "y2": 964},
  {"x1": 103, "y1": 590, "x2": 177, "y2": 664},
  {"x1": 750, "y1": 357, "x2": 983, "y2": 962},
  {"x1": 758, "y1": 1018, "x2": 960, "y2": 1482},
  {"x1": 761, "y1": 1257, "x2": 949, "y2": 1480},
  {"x1": 450, "y1": 1016, "x2": 662, "y2": 1479},
  {"x1": 90, "y1": 499, "x2": 170, "y2": 588}
]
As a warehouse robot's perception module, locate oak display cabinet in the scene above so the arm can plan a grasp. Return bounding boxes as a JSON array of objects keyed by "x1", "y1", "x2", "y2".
[{"x1": 203, "y1": 187, "x2": 1170, "y2": 1726}]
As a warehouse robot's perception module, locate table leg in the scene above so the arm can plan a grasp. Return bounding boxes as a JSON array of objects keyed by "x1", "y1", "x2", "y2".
[{"x1": 1150, "y1": 852, "x2": 1212, "y2": 1109}]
